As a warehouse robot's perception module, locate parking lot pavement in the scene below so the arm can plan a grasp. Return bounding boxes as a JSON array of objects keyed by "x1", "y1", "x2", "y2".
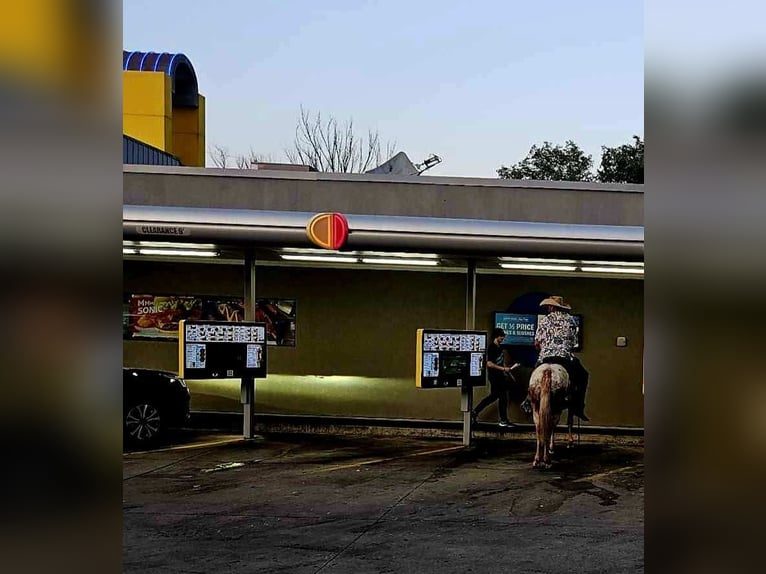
[{"x1": 124, "y1": 432, "x2": 644, "y2": 574}]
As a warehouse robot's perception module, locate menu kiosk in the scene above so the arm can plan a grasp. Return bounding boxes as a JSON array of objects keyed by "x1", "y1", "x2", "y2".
[{"x1": 179, "y1": 320, "x2": 268, "y2": 439}]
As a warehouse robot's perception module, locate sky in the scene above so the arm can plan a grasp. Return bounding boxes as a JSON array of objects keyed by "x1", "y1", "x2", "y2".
[{"x1": 123, "y1": 0, "x2": 643, "y2": 177}]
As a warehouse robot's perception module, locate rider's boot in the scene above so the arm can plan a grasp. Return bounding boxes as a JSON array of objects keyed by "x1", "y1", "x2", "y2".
[{"x1": 573, "y1": 399, "x2": 590, "y2": 422}]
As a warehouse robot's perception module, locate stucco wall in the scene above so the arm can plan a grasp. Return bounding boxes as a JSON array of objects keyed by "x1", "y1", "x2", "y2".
[
  {"x1": 124, "y1": 260, "x2": 643, "y2": 427},
  {"x1": 123, "y1": 167, "x2": 643, "y2": 226}
]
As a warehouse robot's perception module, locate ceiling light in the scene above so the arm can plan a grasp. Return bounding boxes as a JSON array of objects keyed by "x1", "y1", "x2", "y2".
[
  {"x1": 361, "y1": 258, "x2": 439, "y2": 266},
  {"x1": 499, "y1": 263, "x2": 578, "y2": 272},
  {"x1": 499, "y1": 257, "x2": 578, "y2": 264},
  {"x1": 138, "y1": 249, "x2": 219, "y2": 257},
  {"x1": 281, "y1": 247, "x2": 342, "y2": 255},
  {"x1": 361, "y1": 251, "x2": 439, "y2": 259},
  {"x1": 135, "y1": 241, "x2": 217, "y2": 249},
  {"x1": 582, "y1": 260, "x2": 643, "y2": 267},
  {"x1": 580, "y1": 266, "x2": 644, "y2": 274},
  {"x1": 280, "y1": 254, "x2": 358, "y2": 263}
]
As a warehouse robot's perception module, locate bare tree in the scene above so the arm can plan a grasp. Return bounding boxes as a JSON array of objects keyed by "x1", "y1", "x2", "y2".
[
  {"x1": 208, "y1": 144, "x2": 273, "y2": 169},
  {"x1": 285, "y1": 106, "x2": 396, "y2": 173},
  {"x1": 208, "y1": 143, "x2": 231, "y2": 168},
  {"x1": 235, "y1": 148, "x2": 273, "y2": 169}
]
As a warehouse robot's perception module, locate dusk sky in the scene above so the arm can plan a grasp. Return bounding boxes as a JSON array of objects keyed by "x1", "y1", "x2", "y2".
[{"x1": 124, "y1": 0, "x2": 643, "y2": 177}]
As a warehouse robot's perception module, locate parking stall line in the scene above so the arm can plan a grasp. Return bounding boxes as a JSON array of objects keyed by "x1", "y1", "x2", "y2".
[
  {"x1": 123, "y1": 449, "x2": 214, "y2": 481},
  {"x1": 123, "y1": 436, "x2": 244, "y2": 457},
  {"x1": 308, "y1": 444, "x2": 464, "y2": 474},
  {"x1": 574, "y1": 464, "x2": 643, "y2": 483}
]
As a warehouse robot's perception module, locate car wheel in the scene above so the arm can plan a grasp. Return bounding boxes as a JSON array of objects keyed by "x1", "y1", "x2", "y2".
[{"x1": 125, "y1": 402, "x2": 163, "y2": 444}]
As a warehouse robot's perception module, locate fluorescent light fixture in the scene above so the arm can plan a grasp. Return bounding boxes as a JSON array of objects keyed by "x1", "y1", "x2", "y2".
[
  {"x1": 123, "y1": 248, "x2": 137, "y2": 255},
  {"x1": 280, "y1": 248, "x2": 438, "y2": 259},
  {"x1": 499, "y1": 257, "x2": 578, "y2": 264},
  {"x1": 138, "y1": 249, "x2": 219, "y2": 257},
  {"x1": 582, "y1": 260, "x2": 643, "y2": 267},
  {"x1": 580, "y1": 266, "x2": 644, "y2": 274},
  {"x1": 361, "y1": 251, "x2": 439, "y2": 259},
  {"x1": 280, "y1": 247, "x2": 341, "y2": 255},
  {"x1": 136, "y1": 241, "x2": 217, "y2": 249},
  {"x1": 280, "y1": 254, "x2": 358, "y2": 263},
  {"x1": 500, "y1": 263, "x2": 578, "y2": 272},
  {"x1": 361, "y1": 258, "x2": 439, "y2": 266}
]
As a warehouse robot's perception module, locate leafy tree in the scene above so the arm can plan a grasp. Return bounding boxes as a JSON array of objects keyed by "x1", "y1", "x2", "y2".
[
  {"x1": 497, "y1": 140, "x2": 593, "y2": 181},
  {"x1": 596, "y1": 135, "x2": 644, "y2": 183}
]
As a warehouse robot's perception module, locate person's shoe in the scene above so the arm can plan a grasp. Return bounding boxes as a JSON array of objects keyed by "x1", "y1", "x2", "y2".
[
  {"x1": 575, "y1": 409, "x2": 590, "y2": 422},
  {"x1": 520, "y1": 399, "x2": 533, "y2": 417},
  {"x1": 498, "y1": 420, "x2": 516, "y2": 429}
]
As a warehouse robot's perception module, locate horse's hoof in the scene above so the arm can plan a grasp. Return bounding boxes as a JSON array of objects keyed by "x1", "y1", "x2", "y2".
[{"x1": 532, "y1": 460, "x2": 540, "y2": 468}]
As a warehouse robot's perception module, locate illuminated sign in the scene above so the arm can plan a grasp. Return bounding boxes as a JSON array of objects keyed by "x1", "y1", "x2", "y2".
[
  {"x1": 306, "y1": 212, "x2": 349, "y2": 250},
  {"x1": 416, "y1": 329, "x2": 488, "y2": 388},
  {"x1": 494, "y1": 312, "x2": 583, "y2": 350},
  {"x1": 178, "y1": 320, "x2": 268, "y2": 380}
]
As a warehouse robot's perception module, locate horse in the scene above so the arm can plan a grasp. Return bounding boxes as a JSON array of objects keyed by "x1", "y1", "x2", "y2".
[
  {"x1": 527, "y1": 363, "x2": 570, "y2": 469},
  {"x1": 501, "y1": 349, "x2": 579, "y2": 447}
]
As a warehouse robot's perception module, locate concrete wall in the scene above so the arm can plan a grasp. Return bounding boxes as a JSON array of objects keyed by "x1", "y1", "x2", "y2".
[
  {"x1": 123, "y1": 167, "x2": 643, "y2": 226},
  {"x1": 124, "y1": 260, "x2": 644, "y2": 427}
]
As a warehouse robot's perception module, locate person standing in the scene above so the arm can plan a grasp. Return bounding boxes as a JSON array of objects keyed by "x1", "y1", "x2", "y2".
[{"x1": 472, "y1": 328, "x2": 516, "y2": 428}]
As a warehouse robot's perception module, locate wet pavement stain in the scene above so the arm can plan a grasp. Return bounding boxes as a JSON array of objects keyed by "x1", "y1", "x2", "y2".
[
  {"x1": 550, "y1": 477, "x2": 620, "y2": 506},
  {"x1": 201, "y1": 462, "x2": 246, "y2": 474},
  {"x1": 428, "y1": 467, "x2": 454, "y2": 481}
]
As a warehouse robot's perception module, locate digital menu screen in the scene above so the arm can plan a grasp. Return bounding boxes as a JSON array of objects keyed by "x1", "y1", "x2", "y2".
[
  {"x1": 416, "y1": 329, "x2": 487, "y2": 388},
  {"x1": 178, "y1": 320, "x2": 268, "y2": 380}
]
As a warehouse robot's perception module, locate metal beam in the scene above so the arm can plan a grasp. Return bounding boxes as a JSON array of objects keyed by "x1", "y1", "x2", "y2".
[
  {"x1": 241, "y1": 250, "x2": 256, "y2": 439},
  {"x1": 123, "y1": 205, "x2": 644, "y2": 260},
  {"x1": 461, "y1": 259, "x2": 477, "y2": 447}
]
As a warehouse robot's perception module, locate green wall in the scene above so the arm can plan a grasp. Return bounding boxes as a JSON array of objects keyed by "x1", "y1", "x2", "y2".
[{"x1": 124, "y1": 261, "x2": 644, "y2": 427}]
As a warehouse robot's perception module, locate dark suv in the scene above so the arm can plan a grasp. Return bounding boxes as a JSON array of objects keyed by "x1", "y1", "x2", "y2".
[{"x1": 123, "y1": 368, "x2": 191, "y2": 445}]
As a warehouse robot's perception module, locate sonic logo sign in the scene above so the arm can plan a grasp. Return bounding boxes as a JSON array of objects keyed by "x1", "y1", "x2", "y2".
[{"x1": 306, "y1": 212, "x2": 349, "y2": 250}]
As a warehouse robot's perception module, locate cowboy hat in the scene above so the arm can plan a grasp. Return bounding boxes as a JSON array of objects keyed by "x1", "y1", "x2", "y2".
[{"x1": 539, "y1": 295, "x2": 571, "y2": 310}]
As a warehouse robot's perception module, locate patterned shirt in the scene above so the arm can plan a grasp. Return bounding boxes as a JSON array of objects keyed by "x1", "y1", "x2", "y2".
[{"x1": 535, "y1": 310, "x2": 578, "y2": 362}]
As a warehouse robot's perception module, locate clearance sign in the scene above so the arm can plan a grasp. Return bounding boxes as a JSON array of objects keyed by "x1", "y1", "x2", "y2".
[{"x1": 306, "y1": 212, "x2": 349, "y2": 250}]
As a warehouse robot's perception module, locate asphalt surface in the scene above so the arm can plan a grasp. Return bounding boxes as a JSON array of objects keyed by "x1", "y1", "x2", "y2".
[{"x1": 123, "y1": 432, "x2": 644, "y2": 573}]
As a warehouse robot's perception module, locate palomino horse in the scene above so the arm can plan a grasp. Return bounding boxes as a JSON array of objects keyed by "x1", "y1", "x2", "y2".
[{"x1": 527, "y1": 363, "x2": 570, "y2": 469}]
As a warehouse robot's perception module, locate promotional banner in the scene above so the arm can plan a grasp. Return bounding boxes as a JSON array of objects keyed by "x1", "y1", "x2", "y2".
[
  {"x1": 494, "y1": 312, "x2": 583, "y2": 350},
  {"x1": 125, "y1": 294, "x2": 296, "y2": 346}
]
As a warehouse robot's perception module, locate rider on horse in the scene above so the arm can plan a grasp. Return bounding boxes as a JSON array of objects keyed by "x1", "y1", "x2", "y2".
[{"x1": 534, "y1": 296, "x2": 590, "y2": 422}]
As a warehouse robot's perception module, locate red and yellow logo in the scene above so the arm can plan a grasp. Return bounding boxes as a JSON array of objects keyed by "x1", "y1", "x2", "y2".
[{"x1": 306, "y1": 212, "x2": 349, "y2": 250}]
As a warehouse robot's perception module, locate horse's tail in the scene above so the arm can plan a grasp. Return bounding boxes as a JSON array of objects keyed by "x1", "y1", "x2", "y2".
[{"x1": 540, "y1": 368, "x2": 553, "y2": 445}]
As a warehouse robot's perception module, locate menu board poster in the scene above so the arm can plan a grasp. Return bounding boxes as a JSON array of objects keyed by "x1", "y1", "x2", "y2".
[
  {"x1": 124, "y1": 294, "x2": 296, "y2": 346},
  {"x1": 416, "y1": 329, "x2": 488, "y2": 389},
  {"x1": 179, "y1": 320, "x2": 268, "y2": 380}
]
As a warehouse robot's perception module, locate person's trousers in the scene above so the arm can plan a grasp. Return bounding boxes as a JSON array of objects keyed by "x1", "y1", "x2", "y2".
[{"x1": 474, "y1": 378, "x2": 510, "y2": 421}]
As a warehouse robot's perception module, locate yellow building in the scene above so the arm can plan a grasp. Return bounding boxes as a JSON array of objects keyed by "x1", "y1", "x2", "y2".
[{"x1": 123, "y1": 51, "x2": 205, "y2": 167}]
